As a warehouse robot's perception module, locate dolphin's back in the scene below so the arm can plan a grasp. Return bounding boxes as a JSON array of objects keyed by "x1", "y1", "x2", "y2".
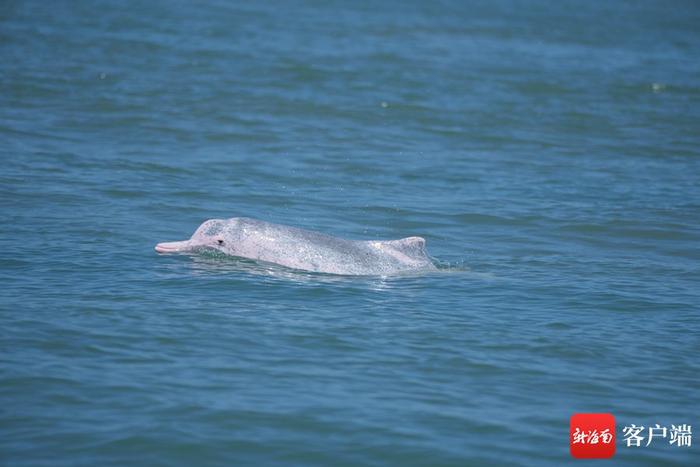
[{"x1": 231, "y1": 218, "x2": 435, "y2": 275}]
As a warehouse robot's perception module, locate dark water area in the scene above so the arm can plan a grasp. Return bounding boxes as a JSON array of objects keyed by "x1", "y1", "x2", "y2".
[{"x1": 1, "y1": 1, "x2": 699, "y2": 465}]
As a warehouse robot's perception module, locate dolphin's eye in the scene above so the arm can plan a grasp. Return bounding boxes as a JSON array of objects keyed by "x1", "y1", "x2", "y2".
[{"x1": 217, "y1": 239, "x2": 224, "y2": 245}]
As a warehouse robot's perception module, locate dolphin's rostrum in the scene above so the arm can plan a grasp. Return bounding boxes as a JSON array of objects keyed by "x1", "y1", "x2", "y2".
[{"x1": 155, "y1": 217, "x2": 436, "y2": 275}]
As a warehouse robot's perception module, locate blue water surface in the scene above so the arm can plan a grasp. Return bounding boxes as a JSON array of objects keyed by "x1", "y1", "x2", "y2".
[{"x1": 1, "y1": 1, "x2": 699, "y2": 465}]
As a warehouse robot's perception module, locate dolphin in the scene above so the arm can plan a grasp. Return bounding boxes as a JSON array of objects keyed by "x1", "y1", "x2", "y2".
[{"x1": 155, "y1": 217, "x2": 436, "y2": 275}]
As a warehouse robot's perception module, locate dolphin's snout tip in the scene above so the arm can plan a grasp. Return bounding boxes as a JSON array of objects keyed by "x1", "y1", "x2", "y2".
[
  {"x1": 155, "y1": 241, "x2": 189, "y2": 254},
  {"x1": 155, "y1": 243, "x2": 171, "y2": 253}
]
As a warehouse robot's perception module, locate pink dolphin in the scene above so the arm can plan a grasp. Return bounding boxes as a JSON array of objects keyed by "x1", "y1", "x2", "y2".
[{"x1": 156, "y1": 217, "x2": 436, "y2": 276}]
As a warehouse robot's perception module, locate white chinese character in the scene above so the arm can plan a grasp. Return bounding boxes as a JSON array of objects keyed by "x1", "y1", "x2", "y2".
[
  {"x1": 669, "y1": 424, "x2": 692, "y2": 447},
  {"x1": 589, "y1": 429, "x2": 601, "y2": 444},
  {"x1": 600, "y1": 428, "x2": 613, "y2": 444},
  {"x1": 623, "y1": 424, "x2": 645, "y2": 447},
  {"x1": 572, "y1": 427, "x2": 589, "y2": 444},
  {"x1": 646, "y1": 424, "x2": 667, "y2": 447}
]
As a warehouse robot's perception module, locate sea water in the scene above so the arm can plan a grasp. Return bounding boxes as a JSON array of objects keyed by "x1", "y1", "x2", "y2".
[{"x1": 1, "y1": 1, "x2": 699, "y2": 465}]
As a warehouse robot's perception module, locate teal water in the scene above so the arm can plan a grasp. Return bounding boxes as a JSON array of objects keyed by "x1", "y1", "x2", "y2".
[{"x1": 2, "y1": 1, "x2": 699, "y2": 465}]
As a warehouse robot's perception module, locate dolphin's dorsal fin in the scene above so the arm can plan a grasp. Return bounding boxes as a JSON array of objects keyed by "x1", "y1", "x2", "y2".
[{"x1": 382, "y1": 236, "x2": 427, "y2": 258}]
